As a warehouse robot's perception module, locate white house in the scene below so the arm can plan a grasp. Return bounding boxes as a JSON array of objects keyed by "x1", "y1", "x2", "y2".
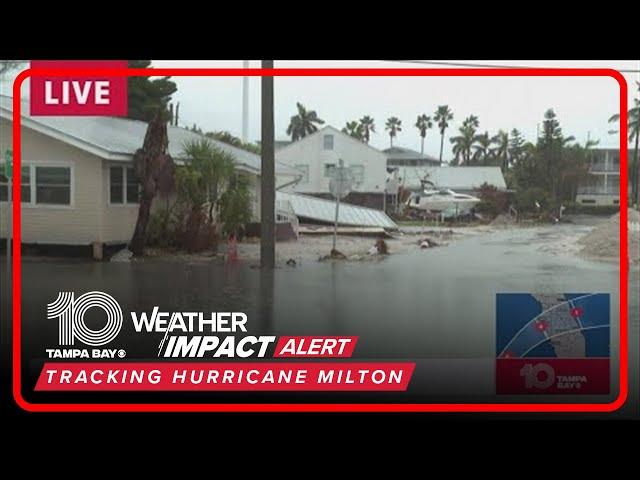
[
  {"x1": 0, "y1": 95, "x2": 300, "y2": 250},
  {"x1": 275, "y1": 126, "x2": 391, "y2": 209},
  {"x1": 575, "y1": 147, "x2": 622, "y2": 206}
]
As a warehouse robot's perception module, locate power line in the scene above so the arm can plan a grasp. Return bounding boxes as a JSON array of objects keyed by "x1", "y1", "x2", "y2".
[{"x1": 386, "y1": 59, "x2": 640, "y2": 74}]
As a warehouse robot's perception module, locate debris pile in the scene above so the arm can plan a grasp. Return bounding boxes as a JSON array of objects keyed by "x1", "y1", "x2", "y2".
[
  {"x1": 419, "y1": 238, "x2": 440, "y2": 249},
  {"x1": 110, "y1": 248, "x2": 133, "y2": 263},
  {"x1": 578, "y1": 209, "x2": 640, "y2": 263}
]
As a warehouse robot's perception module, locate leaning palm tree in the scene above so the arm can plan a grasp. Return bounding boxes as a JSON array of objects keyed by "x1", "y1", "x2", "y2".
[
  {"x1": 286, "y1": 102, "x2": 325, "y2": 141},
  {"x1": 385, "y1": 117, "x2": 402, "y2": 147},
  {"x1": 342, "y1": 121, "x2": 364, "y2": 140},
  {"x1": 359, "y1": 115, "x2": 376, "y2": 143},
  {"x1": 609, "y1": 83, "x2": 640, "y2": 204},
  {"x1": 434, "y1": 105, "x2": 454, "y2": 164},
  {"x1": 415, "y1": 114, "x2": 433, "y2": 154},
  {"x1": 492, "y1": 130, "x2": 510, "y2": 172}
]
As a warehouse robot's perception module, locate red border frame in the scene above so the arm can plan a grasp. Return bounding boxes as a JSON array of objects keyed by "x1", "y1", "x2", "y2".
[{"x1": 9, "y1": 67, "x2": 629, "y2": 412}]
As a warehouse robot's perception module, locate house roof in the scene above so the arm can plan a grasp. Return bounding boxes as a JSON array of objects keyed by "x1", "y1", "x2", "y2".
[
  {"x1": 399, "y1": 166, "x2": 507, "y2": 191},
  {"x1": 0, "y1": 95, "x2": 298, "y2": 176},
  {"x1": 275, "y1": 125, "x2": 386, "y2": 158},
  {"x1": 383, "y1": 146, "x2": 439, "y2": 163}
]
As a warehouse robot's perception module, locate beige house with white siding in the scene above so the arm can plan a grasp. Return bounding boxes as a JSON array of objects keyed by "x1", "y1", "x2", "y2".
[{"x1": 0, "y1": 95, "x2": 299, "y2": 248}]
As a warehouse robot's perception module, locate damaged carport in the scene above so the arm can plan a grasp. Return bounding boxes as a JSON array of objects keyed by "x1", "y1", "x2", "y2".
[{"x1": 275, "y1": 191, "x2": 398, "y2": 237}]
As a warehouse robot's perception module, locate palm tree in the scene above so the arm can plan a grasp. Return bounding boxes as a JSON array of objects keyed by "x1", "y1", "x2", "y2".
[
  {"x1": 415, "y1": 114, "x2": 433, "y2": 154},
  {"x1": 450, "y1": 115, "x2": 480, "y2": 165},
  {"x1": 286, "y1": 102, "x2": 325, "y2": 141},
  {"x1": 492, "y1": 130, "x2": 510, "y2": 172},
  {"x1": 385, "y1": 117, "x2": 402, "y2": 147},
  {"x1": 472, "y1": 131, "x2": 493, "y2": 165},
  {"x1": 450, "y1": 126, "x2": 475, "y2": 166},
  {"x1": 359, "y1": 115, "x2": 376, "y2": 143},
  {"x1": 434, "y1": 105, "x2": 454, "y2": 164},
  {"x1": 609, "y1": 82, "x2": 640, "y2": 204},
  {"x1": 462, "y1": 115, "x2": 479, "y2": 129},
  {"x1": 342, "y1": 121, "x2": 364, "y2": 140},
  {"x1": 130, "y1": 111, "x2": 176, "y2": 256}
]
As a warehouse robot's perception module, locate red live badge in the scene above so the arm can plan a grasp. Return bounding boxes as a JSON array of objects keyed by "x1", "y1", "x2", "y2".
[{"x1": 30, "y1": 60, "x2": 128, "y2": 116}]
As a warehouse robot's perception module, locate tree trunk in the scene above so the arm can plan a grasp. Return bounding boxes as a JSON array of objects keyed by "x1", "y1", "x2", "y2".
[
  {"x1": 390, "y1": 135, "x2": 393, "y2": 147},
  {"x1": 439, "y1": 133, "x2": 445, "y2": 165},
  {"x1": 129, "y1": 192, "x2": 153, "y2": 255},
  {"x1": 421, "y1": 136, "x2": 424, "y2": 154}
]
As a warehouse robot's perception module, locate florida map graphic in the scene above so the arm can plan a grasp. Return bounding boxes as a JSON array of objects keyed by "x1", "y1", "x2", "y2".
[{"x1": 495, "y1": 293, "x2": 610, "y2": 394}]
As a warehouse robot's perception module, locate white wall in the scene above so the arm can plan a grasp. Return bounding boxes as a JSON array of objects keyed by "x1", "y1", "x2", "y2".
[
  {"x1": 276, "y1": 126, "x2": 388, "y2": 194},
  {"x1": 0, "y1": 118, "x2": 103, "y2": 245}
]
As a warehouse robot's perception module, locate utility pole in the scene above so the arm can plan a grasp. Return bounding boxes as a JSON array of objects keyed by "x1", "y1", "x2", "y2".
[
  {"x1": 242, "y1": 60, "x2": 250, "y2": 143},
  {"x1": 260, "y1": 60, "x2": 275, "y2": 269}
]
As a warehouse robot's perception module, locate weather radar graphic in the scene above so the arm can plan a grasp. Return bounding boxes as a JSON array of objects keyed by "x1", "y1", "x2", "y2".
[{"x1": 496, "y1": 293, "x2": 610, "y2": 394}]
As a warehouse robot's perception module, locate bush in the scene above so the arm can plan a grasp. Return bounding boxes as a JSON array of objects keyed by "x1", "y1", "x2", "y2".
[
  {"x1": 181, "y1": 207, "x2": 218, "y2": 253},
  {"x1": 476, "y1": 183, "x2": 507, "y2": 218},
  {"x1": 219, "y1": 175, "x2": 253, "y2": 237},
  {"x1": 515, "y1": 187, "x2": 555, "y2": 213},
  {"x1": 146, "y1": 207, "x2": 177, "y2": 248}
]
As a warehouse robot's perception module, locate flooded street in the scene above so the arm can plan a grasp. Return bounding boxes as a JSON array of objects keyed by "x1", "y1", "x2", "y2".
[{"x1": 4, "y1": 220, "x2": 638, "y2": 410}]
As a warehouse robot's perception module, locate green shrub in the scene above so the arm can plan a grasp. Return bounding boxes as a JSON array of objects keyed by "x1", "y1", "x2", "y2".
[
  {"x1": 146, "y1": 207, "x2": 177, "y2": 248},
  {"x1": 476, "y1": 183, "x2": 507, "y2": 218}
]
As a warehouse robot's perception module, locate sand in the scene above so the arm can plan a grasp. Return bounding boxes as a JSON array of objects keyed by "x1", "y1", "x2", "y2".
[{"x1": 578, "y1": 209, "x2": 640, "y2": 263}]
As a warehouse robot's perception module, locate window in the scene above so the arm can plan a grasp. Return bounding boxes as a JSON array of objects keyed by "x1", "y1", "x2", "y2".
[
  {"x1": 606, "y1": 174, "x2": 619, "y2": 194},
  {"x1": 294, "y1": 164, "x2": 309, "y2": 184},
  {"x1": 110, "y1": 165, "x2": 139, "y2": 204},
  {"x1": 610, "y1": 154, "x2": 620, "y2": 170},
  {"x1": 110, "y1": 166, "x2": 123, "y2": 203},
  {"x1": 323, "y1": 134, "x2": 334, "y2": 150},
  {"x1": 350, "y1": 165, "x2": 364, "y2": 184},
  {"x1": 36, "y1": 166, "x2": 70, "y2": 205},
  {"x1": 0, "y1": 166, "x2": 31, "y2": 203},
  {"x1": 324, "y1": 163, "x2": 336, "y2": 178}
]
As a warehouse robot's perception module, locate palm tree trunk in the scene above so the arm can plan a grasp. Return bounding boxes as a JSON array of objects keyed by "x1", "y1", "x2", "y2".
[
  {"x1": 439, "y1": 133, "x2": 445, "y2": 165},
  {"x1": 130, "y1": 192, "x2": 153, "y2": 255},
  {"x1": 390, "y1": 135, "x2": 393, "y2": 147},
  {"x1": 421, "y1": 136, "x2": 424, "y2": 154}
]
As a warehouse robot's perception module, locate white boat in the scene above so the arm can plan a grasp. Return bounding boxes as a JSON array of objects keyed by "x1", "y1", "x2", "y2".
[{"x1": 407, "y1": 188, "x2": 481, "y2": 215}]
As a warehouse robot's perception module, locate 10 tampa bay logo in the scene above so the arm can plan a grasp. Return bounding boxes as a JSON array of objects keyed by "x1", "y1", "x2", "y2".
[{"x1": 46, "y1": 291, "x2": 126, "y2": 359}]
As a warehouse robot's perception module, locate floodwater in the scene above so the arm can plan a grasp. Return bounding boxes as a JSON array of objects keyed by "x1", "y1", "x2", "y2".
[{"x1": 3, "y1": 221, "x2": 638, "y2": 411}]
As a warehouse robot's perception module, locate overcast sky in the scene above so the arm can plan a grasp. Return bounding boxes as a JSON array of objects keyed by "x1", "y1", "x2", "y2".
[
  {"x1": 152, "y1": 60, "x2": 639, "y2": 159},
  {"x1": 3, "y1": 60, "x2": 639, "y2": 160}
]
